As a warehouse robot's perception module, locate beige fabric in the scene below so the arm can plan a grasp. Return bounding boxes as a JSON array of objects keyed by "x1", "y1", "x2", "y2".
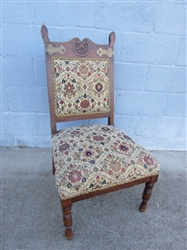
[
  {"x1": 52, "y1": 58, "x2": 111, "y2": 117},
  {"x1": 52, "y1": 125, "x2": 160, "y2": 200}
]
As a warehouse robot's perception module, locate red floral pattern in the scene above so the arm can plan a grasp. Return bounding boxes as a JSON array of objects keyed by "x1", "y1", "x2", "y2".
[
  {"x1": 52, "y1": 125, "x2": 160, "y2": 200},
  {"x1": 68, "y1": 170, "x2": 82, "y2": 183},
  {"x1": 80, "y1": 100, "x2": 90, "y2": 109}
]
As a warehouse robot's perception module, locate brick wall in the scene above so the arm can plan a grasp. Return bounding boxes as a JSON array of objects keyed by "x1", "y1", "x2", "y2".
[{"x1": 1, "y1": 1, "x2": 186, "y2": 149}]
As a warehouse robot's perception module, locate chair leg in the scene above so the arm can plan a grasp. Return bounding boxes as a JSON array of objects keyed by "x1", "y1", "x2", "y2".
[
  {"x1": 61, "y1": 199, "x2": 73, "y2": 239},
  {"x1": 139, "y1": 182, "x2": 154, "y2": 212}
]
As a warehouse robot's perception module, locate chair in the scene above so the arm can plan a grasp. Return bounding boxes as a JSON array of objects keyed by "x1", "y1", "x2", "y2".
[{"x1": 41, "y1": 25, "x2": 160, "y2": 240}]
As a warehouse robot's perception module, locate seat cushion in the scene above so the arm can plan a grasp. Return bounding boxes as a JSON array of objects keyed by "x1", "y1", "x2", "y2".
[{"x1": 52, "y1": 125, "x2": 160, "y2": 200}]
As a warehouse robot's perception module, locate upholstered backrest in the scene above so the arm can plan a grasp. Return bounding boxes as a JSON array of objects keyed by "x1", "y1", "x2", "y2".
[{"x1": 41, "y1": 25, "x2": 115, "y2": 134}]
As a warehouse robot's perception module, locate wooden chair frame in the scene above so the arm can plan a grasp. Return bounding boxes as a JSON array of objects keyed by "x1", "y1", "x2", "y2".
[{"x1": 41, "y1": 25, "x2": 159, "y2": 239}]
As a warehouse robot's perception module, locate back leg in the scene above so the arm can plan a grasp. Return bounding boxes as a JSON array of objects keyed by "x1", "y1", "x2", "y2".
[{"x1": 140, "y1": 182, "x2": 154, "y2": 212}]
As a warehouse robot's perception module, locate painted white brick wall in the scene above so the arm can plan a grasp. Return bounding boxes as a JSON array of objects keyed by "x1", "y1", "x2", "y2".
[{"x1": 1, "y1": 1, "x2": 186, "y2": 150}]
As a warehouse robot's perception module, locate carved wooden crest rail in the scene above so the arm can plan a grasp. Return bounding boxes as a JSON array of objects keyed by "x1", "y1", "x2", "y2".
[{"x1": 41, "y1": 24, "x2": 115, "y2": 58}]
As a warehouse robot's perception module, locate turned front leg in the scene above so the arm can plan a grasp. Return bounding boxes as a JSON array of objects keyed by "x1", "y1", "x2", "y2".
[
  {"x1": 140, "y1": 182, "x2": 154, "y2": 212},
  {"x1": 61, "y1": 199, "x2": 73, "y2": 239}
]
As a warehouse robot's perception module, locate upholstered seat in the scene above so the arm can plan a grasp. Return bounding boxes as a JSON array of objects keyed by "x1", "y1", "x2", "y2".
[
  {"x1": 53, "y1": 125, "x2": 160, "y2": 200},
  {"x1": 41, "y1": 25, "x2": 160, "y2": 240}
]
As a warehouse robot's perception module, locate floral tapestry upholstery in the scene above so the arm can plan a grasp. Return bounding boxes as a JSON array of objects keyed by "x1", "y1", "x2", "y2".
[
  {"x1": 52, "y1": 58, "x2": 111, "y2": 117},
  {"x1": 52, "y1": 125, "x2": 160, "y2": 200}
]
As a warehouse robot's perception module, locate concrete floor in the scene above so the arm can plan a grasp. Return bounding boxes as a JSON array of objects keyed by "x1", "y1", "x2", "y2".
[{"x1": 1, "y1": 148, "x2": 187, "y2": 250}]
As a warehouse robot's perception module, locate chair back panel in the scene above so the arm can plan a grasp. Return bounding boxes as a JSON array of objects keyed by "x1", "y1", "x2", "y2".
[
  {"x1": 52, "y1": 57, "x2": 111, "y2": 117},
  {"x1": 41, "y1": 25, "x2": 115, "y2": 134}
]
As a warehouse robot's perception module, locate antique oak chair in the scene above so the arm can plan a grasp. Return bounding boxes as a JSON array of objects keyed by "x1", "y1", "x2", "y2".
[{"x1": 41, "y1": 25, "x2": 160, "y2": 239}]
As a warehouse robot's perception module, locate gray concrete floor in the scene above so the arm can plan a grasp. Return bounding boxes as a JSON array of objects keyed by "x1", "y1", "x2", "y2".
[{"x1": 1, "y1": 148, "x2": 187, "y2": 250}]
